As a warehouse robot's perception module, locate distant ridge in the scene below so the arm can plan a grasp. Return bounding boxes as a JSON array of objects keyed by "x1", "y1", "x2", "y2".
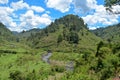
[{"x1": 91, "y1": 23, "x2": 120, "y2": 43}]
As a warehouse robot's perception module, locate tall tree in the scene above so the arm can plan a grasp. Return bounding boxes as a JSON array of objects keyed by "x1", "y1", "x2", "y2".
[
  {"x1": 105, "y1": 0, "x2": 120, "y2": 14},
  {"x1": 105, "y1": 0, "x2": 120, "y2": 6}
]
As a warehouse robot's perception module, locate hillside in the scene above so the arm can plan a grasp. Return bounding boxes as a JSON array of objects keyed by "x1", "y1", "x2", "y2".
[
  {"x1": 92, "y1": 23, "x2": 120, "y2": 43},
  {"x1": 0, "y1": 22, "x2": 15, "y2": 42},
  {"x1": 27, "y1": 14, "x2": 101, "y2": 52},
  {"x1": 15, "y1": 28, "x2": 41, "y2": 38},
  {"x1": 0, "y1": 15, "x2": 120, "y2": 80}
]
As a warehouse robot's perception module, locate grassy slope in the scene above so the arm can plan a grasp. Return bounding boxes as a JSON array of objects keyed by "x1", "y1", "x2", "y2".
[
  {"x1": 91, "y1": 23, "x2": 120, "y2": 43},
  {"x1": 0, "y1": 49, "x2": 51, "y2": 80},
  {"x1": 0, "y1": 23, "x2": 15, "y2": 42},
  {"x1": 1, "y1": 16, "x2": 119, "y2": 80},
  {"x1": 36, "y1": 28, "x2": 101, "y2": 52},
  {"x1": 34, "y1": 25, "x2": 101, "y2": 53}
]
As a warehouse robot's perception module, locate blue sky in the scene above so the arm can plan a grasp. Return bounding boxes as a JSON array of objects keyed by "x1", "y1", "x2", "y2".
[{"x1": 0, "y1": 0, "x2": 120, "y2": 32}]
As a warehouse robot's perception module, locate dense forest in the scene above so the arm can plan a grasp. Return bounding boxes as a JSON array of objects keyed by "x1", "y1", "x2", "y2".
[{"x1": 0, "y1": 14, "x2": 120, "y2": 80}]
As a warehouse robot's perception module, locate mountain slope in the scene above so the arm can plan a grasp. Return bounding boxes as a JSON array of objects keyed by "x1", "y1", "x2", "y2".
[
  {"x1": 16, "y1": 28, "x2": 41, "y2": 38},
  {"x1": 0, "y1": 22, "x2": 15, "y2": 42},
  {"x1": 92, "y1": 23, "x2": 120, "y2": 43},
  {"x1": 27, "y1": 14, "x2": 101, "y2": 52}
]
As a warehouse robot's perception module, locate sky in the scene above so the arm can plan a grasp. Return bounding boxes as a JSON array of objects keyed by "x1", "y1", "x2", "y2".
[{"x1": 0, "y1": 0, "x2": 120, "y2": 32}]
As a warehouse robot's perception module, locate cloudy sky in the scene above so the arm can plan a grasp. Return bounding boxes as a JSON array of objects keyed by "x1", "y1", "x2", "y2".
[{"x1": 0, "y1": 0, "x2": 120, "y2": 32}]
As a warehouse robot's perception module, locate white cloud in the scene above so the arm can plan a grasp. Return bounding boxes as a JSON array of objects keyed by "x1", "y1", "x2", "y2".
[
  {"x1": 19, "y1": 10, "x2": 52, "y2": 31},
  {"x1": 0, "y1": 7, "x2": 17, "y2": 31},
  {"x1": 11, "y1": 0, "x2": 45, "y2": 13},
  {"x1": 31, "y1": 6, "x2": 45, "y2": 13},
  {"x1": 73, "y1": 0, "x2": 120, "y2": 29},
  {"x1": 0, "y1": 0, "x2": 119, "y2": 32},
  {"x1": 0, "y1": 1, "x2": 50, "y2": 32},
  {"x1": 0, "y1": 7, "x2": 14, "y2": 16},
  {"x1": 11, "y1": 0, "x2": 29, "y2": 10},
  {"x1": 45, "y1": 0, "x2": 72, "y2": 13},
  {"x1": 0, "y1": 0, "x2": 8, "y2": 4},
  {"x1": 0, "y1": 0, "x2": 49, "y2": 32},
  {"x1": 89, "y1": 26, "x2": 97, "y2": 30},
  {"x1": 82, "y1": 5, "x2": 119, "y2": 28},
  {"x1": 73, "y1": 0, "x2": 97, "y2": 13}
]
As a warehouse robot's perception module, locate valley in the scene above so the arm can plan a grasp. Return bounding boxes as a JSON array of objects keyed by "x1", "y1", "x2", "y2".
[{"x1": 0, "y1": 14, "x2": 120, "y2": 80}]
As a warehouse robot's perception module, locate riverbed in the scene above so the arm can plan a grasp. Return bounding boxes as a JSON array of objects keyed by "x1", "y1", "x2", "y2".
[{"x1": 42, "y1": 52, "x2": 74, "y2": 71}]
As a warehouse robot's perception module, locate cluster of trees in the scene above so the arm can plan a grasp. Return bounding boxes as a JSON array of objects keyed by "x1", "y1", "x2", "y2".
[
  {"x1": 60, "y1": 41, "x2": 120, "y2": 80},
  {"x1": 27, "y1": 14, "x2": 87, "y2": 47},
  {"x1": 92, "y1": 23, "x2": 120, "y2": 43},
  {"x1": 57, "y1": 31, "x2": 79, "y2": 44}
]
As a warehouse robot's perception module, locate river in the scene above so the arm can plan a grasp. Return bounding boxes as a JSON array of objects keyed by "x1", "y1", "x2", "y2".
[
  {"x1": 42, "y1": 52, "x2": 52, "y2": 64},
  {"x1": 42, "y1": 52, "x2": 74, "y2": 71}
]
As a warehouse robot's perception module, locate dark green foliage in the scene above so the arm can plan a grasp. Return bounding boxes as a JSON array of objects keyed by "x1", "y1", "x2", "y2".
[
  {"x1": 0, "y1": 22, "x2": 15, "y2": 42},
  {"x1": 63, "y1": 27, "x2": 69, "y2": 40},
  {"x1": 9, "y1": 71, "x2": 25, "y2": 80},
  {"x1": 17, "y1": 28, "x2": 41, "y2": 38},
  {"x1": 96, "y1": 41, "x2": 104, "y2": 57},
  {"x1": 67, "y1": 31, "x2": 79, "y2": 44},
  {"x1": 51, "y1": 65, "x2": 65, "y2": 73},
  {"x1": 1, "y1": 14, "x2": 120, "y2": 80},
  {"x1": 26, "y1": 14, "x2": 100, "y2": 52},
  {"x1": 92, "y1": 23, "x2": 120, "y2": 43},
  {"x1": 26, "y1": 69, "x2": 37, "y2": 80},
  {"x1": 104, "y1": 0, "x2": 120, "y2": 14},
  {"x1": 58, "y1": 14, "x2": 87, "y2": 31},
  {"x1": 0, "y1": 50, "x2": 17, "y2": 54},
  {"x1": 105, "y1": 0, "x2": 120, "y2": 7},
  {"x1": 112, "y1": 43, "x2": 120, "y2": 54},
  {"x1": 100, "y1": 68, "x2": 114, "y2": 80},
  {"x1": 57, "y1": 34, "x2": 63, "y2": 43}
]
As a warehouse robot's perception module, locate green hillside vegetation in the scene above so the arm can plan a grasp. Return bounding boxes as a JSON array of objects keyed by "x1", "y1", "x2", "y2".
[
  {"x1": 92, "y1": 23, "x2": 120, "y2": 43},
  {"x1": 0, "y1": 14, "x2": 120, "y2": 80},
  {"x1": 27, "y1": 14, "x2": 101, "y2": 52},
  {"x1": 0, "y1": 23, "x2": 15, "y2": 42},
  {"x1": 16, "y1": 28, "x2": 41, "y2": 38}
]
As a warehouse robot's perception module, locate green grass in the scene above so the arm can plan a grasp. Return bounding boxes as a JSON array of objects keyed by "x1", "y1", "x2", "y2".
[
  {"x1": 0, "y1": 49, "x2": 52, "y2": 80},
  {"x1": 50, "y1": 52, "x2": 80, "y2": 61}
]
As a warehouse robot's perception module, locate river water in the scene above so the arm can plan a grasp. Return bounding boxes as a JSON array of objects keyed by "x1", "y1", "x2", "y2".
[
  {"x1": 42, "y1": 52, "x2": 74, "y2": 71},
  {"x1": 42, "y1": 52, "x2": 52, "y2": 64}
]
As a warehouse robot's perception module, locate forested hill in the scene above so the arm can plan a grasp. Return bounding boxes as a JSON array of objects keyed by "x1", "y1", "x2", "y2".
[
  {"x1": 91, "y1": 23, "x2": 120, "y2": 43},
  {"x1": 27, "y1": 14, "x2": 101, "y2": 52},
  {"x1": 0, "y1": 22, "x2": 15, "y2": 42},
  {"x1": 15, "y1": 28, "x2": 41, "y2": 38}
]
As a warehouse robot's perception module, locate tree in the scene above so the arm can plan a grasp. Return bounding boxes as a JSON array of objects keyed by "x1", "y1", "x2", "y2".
[
  {"x1": 105, "y1": 0, "x2": 120, "y2": 7},
  {"x1": 67, "y1": 32, "x2": 79, "y2": 44},
  {"x1": 9, "y1": 71, "x2": 25, "y2": 80},
  {"x1": 96, "y1": 41, "x2": 104, "y2": 57},
  {"x1": 105, "y1": 0, "x2": 120, "y2": 14},
  {"x1": 22, "y1": 30, "x2": 25, "y2": 33},
  {"x1": 57, "y1": 34, "x2": 63, "y2": 43}
]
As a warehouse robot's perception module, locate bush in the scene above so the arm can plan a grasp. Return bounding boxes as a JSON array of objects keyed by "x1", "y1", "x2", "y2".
[
  {"x1": 51, "y1": 65, "x2": 65, "y2": 73},
  {"x1": 9, "y1": 71, "x2": 25, "y2": 80}
]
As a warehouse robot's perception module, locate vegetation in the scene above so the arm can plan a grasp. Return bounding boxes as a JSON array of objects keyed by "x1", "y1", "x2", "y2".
[
  {"x1": 105, "y1": 0, "x2": 120, "y2": 7},
  {"x1": 91, "y1": 23, "x2": 120, "y2": 43},
  {"x1": 0, "y1": 14, "x2": 120, "y2": 80},
  {"x1": 27, "y1": 14, "x2": 101, "y2": 52},
  {"x1": 104, "y1": 0, "x2": 120, "y2": 14}
]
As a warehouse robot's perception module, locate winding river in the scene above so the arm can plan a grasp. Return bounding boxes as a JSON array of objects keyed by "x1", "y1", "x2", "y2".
[
  {"x1": 42, "y1": 52, "x2": 74, "y2": 71},
  {"x1": 42, "y1": 52, "x2": 52, "y2": 64}
]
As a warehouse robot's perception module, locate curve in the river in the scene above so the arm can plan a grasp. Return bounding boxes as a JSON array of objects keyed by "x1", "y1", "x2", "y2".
[
  {"x1": 42, "y1": 52, "x2": 52, "y2": 64},
  {"x1": 42, "y1": 52, "x2": 74, "y2": 71}
]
